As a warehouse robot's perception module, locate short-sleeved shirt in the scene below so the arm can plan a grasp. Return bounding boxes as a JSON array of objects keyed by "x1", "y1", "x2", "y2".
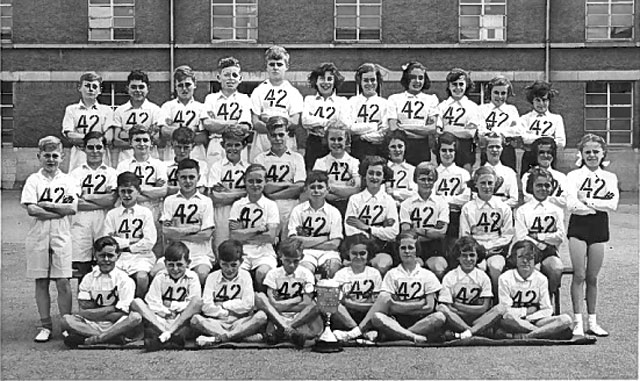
[
  {"x1": 302, "y1": 94, "x2": 351, "y2": 136},
  {"x1": 477, "y1": 103, "x2": 520, "y2": 137},
  {"x1": 399, "y1": 193, "x2": 450, "y2": 229},
  {"x1": 62, "y1": 101, "x2": 115, "y2": 136},
  {"x1": 254, "y1": 149, "x2": 306, "y2": 185},
  {"x1": 387, "y1": 161, "x2": 418, "y2": 200},
  {"x1": 160, "y1": 98, "x2": 205, "y2": 132},
  {"x1": 435, "y1": 164, "x2": 471, "y2": 206},
  {"x1": 518, "y1": 110, "x2": 566, "y2": 148},
  {"x1": 202, "y1": 269, "x2": 254, "y2": 316},
  {"x1": 437, "y1": 96, "x2": 482, "y2": 139},
  {"x1": 348, "y1": 94, "x2": 390, "y2": 143},
  {"x1": 460, "y1": 196, "x2": 514, "y2": 250},
  {"x1": 103, "y1": 204, "x2": 157, "y2": 254},
  {"x1": 201, "y1": 91, "x2": 253, "y2": 136},
  {"x1": 498, "y1": 269, "x2": 551, "y2": 311},
  {"x1": 313, "y1": 153, "x2": 360, "y2": 189},
  {"x1": 21, "y1": 169, "x2": 79, "y2": 211},
  {"x1": 288, "y1": 201, "x2": 343, "y2": 241},
  {"x1": 229, "y1": 195, "x2": 279, "y2": 254},
  {"x1": 387, "y1": 91, "x2": 439, "y2": 135},
  {"x1": 381, "y1": 264, "x2": 442, "y2": 301},
  {"x1": 344, "y1": 189, "x2": 399, "y2": 242},
  {"x1": 263, "y1": 266, "x2": 315, "y2": 300},
  {"x1": 333, "y1": 266, "x2": 382, "y2": 303},
  {"x1": 114, "y1": 99, "x2": 163, "y2": 135},
  {"x1": 116, "y1": 156, "x2": 168, "y2": 188},
  {"x1": 207, "y1": 158, "x2": 248, "y2": 191},
  {"x1": 145, "y1": 269, "x2": 201, "y2": 315},
  {"x1": 439, "y1": 266, "x2": 492, "y2": 305},
  {"x1": 78, "y1": 267, "x2": 136, "y2": 314},
  {"x1": 70, "y1": 163, "x2": 118, "y2": 198},
  {"x1": 165, "y1": 158, "x2": 208, "y2": 188}
]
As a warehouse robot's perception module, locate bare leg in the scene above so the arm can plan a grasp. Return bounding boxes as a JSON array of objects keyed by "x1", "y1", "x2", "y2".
[
  {"x1": 55, "y1": 278, "x2": 73, "y2": 316},
  {"x1": 322, "y1": 259, "x2": 342, "y2": 279},
  {"x1": 130, "y1": 298, "x2": 169, "y2": 333},
  {"x1": 370, "y1": 253, "x2": 393, "y2": 277},
  {"x1": 407, "y1": 311, "x2": 446, "y2": 336},
  {"x1": 425, "y1": 257, "x2": 448, "y2": 281},
  {"x1": 132, "y1": 272, "x2": 150, "y2": 299},
  {"x1": 166, "y1": 299, "x2": 203, "y2": 334},
  {"x1": 289, "y1": 302, "x2": 320, "y2": 329},
  {"x1": 357, "y1": 292, "x2": 392, "y2": 332},
  {"x1": 253, "y1": 265, "x2": 272, "y2": 293},
  {"x1": 91, "y1": 312, "x2": 143, "y2": 343},
  {"x1": 331, "y1": 304, "x2": 358, "y2": 330},
  {"x1": 436, "y1": 304, "x2": 472, "y2": 333},
  {"x1": 191, "y1": 315, "x2": 228, "y2": 337},
  {"x1": 192, "y1": 264, "x2": 211, "y2": 288},
  {"x1": 35, "y1": 279, "x2": 52, "y2": 329},
  {"x1": 541, "y1": 256, "x2": 563, "y2": 296},
  {"x1": 469, "y1": 304, "x2": 507, "y2": 335},
  {"x1": 569, "y1": 238, "x2": 588, "y2": 314},
  {"x1": 486, "y1": 255, "x2": 506, "y2": 298},
  {"x1": 225, "y1": 311, "x2": 268, "y2": 341},
  {"x1": 254, "y1": 292, "x2": 291, "y2": 331},
  {"x1": 500, "y1": 310, "x2": 537, "y2": 334},
  {"x1": 585, "y1": 243, "x2": 605, "y2": 315},
  {"x1": 527, "y1": 315, "x2": 573, "y2": 339},
  {"x1": 61, "y1": 314, "x2": 101, "y2": 338},
  {"x1": 371, "y1": 312, "x2": 427, "y2": 343}
]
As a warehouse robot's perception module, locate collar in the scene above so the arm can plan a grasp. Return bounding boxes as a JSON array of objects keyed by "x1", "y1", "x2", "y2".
[
  {"x1": 413, "y1": 192, "x2": 435, "y2": 203},
  {"x1": 77, "y1": 100, "x2": 99, "y2": 110},
  {"x1": 389, "y1": 161, "x2": 410, "y2": 169},
  {"x1": 124, "y1": 99, "x2": 152, "y2": 111},
  {"x1": 81, "y1": 162, "x2": 109, "y2": 171},
  {"x1": 222, "y1": 158, "x2": 245, "y2": 167},
  {"x1": 91, "y1": 267, "x2": 114, "y2": 278},
  {"x1": 303, "y1": 201, "x2": 328, "y2": 213},
  {"x1": 173, "y1": 97, "x2": 196, "y2": 106},
  {"x1": 403, "y1": 91, "x2": 420, "y2": 98},
  {"x1": 513, "y1": 269, "x2": 534, "y2": 282},
  {"x1": 176, "y1": 190, "x2": 203, "y2": 200},
  {"x1": 397, "y1": 263, "x2": 421, "y2": 277},
  {"x1": 474, "y1": 196, "x2": 496, "y2": 209},
  {"x1": 535, "y1": 111, "x2": 548, "y2": 118},
  {"x1": 120, "y1": 205, "x2": 138, "y2": 215},
  {"x1": 38, "y1": 168, "x2": 62, "y2": 180},
  {"x1": 314, "y1": 93, "x2": 336, "y2": 102},
  {"x1": 266, "y1": 149, "x2": 291, "y2": 157},
  {"x1": 219, "y1": 272, "x2": 241, "y2": 283},
  {"x1": 215, "y1": 91, "x2": 239, "y2": 100},
  {"x1": 446, "y1": 96, "x2": 468, "y2": 105},
  {"x1": 163, "y1": 270, "x2": 194, "y2": 283},
  {"x1": 362, "y1": 188, "x2": 384, "y2": 201}
]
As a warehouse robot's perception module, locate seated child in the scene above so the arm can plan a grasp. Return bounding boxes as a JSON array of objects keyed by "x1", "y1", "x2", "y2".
[
  {"x1": 62, "y1": 236, "x2": 142, "y2": 347},
  {"x1": 191, "y1": 239, "x2": 268, "y2": 346},
  {"x1": 255, "y1": 238, "x2": 323, "y2": 347},
  {"x1": 481, "y1": 132, "x2": 519, "y2": 209},
  {"x1": 164, "y1": 127, "x2": 208, "y2": 196},
  {"x1": 497, "y1": 240, "x2": 573, "y2": 339},
  {"x1": 384, "y1": 130, "x2": 418, "y2": 206},
  {"x1": 131, "y1": 242, "x2": 202, "y2": 351}
]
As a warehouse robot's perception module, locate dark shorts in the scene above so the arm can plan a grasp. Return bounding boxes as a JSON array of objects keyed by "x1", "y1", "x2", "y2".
[
  {"x1": 404, "y1": 137, "x2": 431, "y2": 166},
  {"x1": 567, "y1": 211, "x2": 610, "y2": 245},
  {"x1": 454, "y1": 138, "x2": 476, "y2": 167},
  {"x1": 304, "y1": 134, "x2": 329, "y2": 171},
  {"x1": 418, "y1": 238, "x2": 446, "y2": 261},
  {"x1": 446, "y1": 209, "x2": 461, "y2": 239},
  {"x1": 350, "y1": 136, "x2": 381, "y2": 160},
  {"x1": 506, "y1": 245, "x2": 558, "y2": 269},
  {"x1": 72, "y1": 261, "x2": 94, "y2": 279}
]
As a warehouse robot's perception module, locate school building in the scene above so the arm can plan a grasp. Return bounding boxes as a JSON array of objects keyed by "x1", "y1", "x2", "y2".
[{"x1": 1, "y1": 0, "x2": 638, "y2": 189}]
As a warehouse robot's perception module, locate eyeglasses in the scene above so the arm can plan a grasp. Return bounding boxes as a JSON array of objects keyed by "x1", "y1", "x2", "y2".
[
  {"x1": 85, "y1": 144, "x2": 104, "y2": 151},
  {"x1": 41, "y1": 153, "x2": 60, "y2": 159},
  {"x1": 83, "y1": 83, "x2": 99, "y2": 90},
  {"x1": 133, "y1": 137, "x2": 150, "y2": 143},
  {"x1": 349, "y1": 250, "x2": 368, "y2": 257}
]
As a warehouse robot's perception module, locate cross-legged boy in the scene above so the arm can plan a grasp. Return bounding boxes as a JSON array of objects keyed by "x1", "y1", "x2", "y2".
[
  {"x1": 102, "y1": 172, "x2": 157, "y2": 298},
  {"x1": 288, "y1": 170, "x2": 344, "y2": 279},
  {"x1": 191, "y1": 239, "x2": 268, "y2": 346},
  {"x1": 22, "y1": 136, "x2": 78, "y2": 342},
  {"x1": 131, "y1": 242, "x2": 203, "y2": 351},
  {"x1": 69, "y1": 131, "x2": 118, "y2": 279},
  {"x1": 164, "y1": 127, "x2": 208, "y2": 196},
  {"x1": 159, "y1": 158, "x2": 215, "y2": 286},
  {"x1": 255, "y1": 238, "x2": 323, "y2": 347},
  {"x1": 62, "y1": 71, "x2": 115, "y2": 171},
  {"x1": 62, "y1": 236, "x2": 142, "y2": 348}
]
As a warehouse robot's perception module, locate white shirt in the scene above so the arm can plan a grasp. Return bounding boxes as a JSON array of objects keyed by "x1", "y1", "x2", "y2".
[
  {"x1": 70, "y1": 163, "x2": 118, "y2": 197},
  {"x1": 499, "y1": 269, "x2": 553, "y2": 321},
  {"x1": 515, "y1": 198, "x2": 565, "y2": 250},
  {"x1": 522, "y1": 167, "x2": 568, "y2": 209},
  {"x1": 207, "y1": 158, "x2": 248, "y2": 191},
  {"x1": 201, "y1": 269, "x2": 254, "y2": 317},
  {"x1": 102, "y1": 204, "x2": 157, "y2": 254},
  {"x1": 566, "y1": 166, "x2": 619, "y2": 215},
  {"x1": 21, "y1": 169, "x2": 79, "y2": 213},
  {"x1": 160, "y1": 98, "x2": 205, "y2": 132},
  {"x1": 78, "y1": 267, "x2": 136, "y2": 314},
  {"x1": 302, "y1": 93, "x2": 351, "y2": 136},
  {"x1": 439, "y1": 266, "x2": 493, "y2": 304},
  {"x1": 436, "y1": 96, "x2": 483, "y2": 139},
  {"x1": 517, "y1": 110, "x2": 566, "y2": 148},
  {"x1": 333, "y1": 266, "x2": 382, "y2": 303},
  {"x1": 116, "y1": 156, "x2": 168, "y2": 188},
  {"x1": 435, "y1": 164, "x2": 471, "y2": 206},
  {"x1": 345, "y1": 189, "x2": 399, "y2": 242},
  {"x1": 201, "y1": 91, "x2": 253, "y2": 136},
  {"x1": 348, "y1": 94, "x2": 390, "y2": 143},
  {"x1": 165, "y1": 158, "x2": 208, "y2": 188},
  {"x1": 477, "y1": 102, "x2": 520, "y2": 137},
  {"x1": 263, "y1": 266, "x2": 315, "y2": 300},
  {"x1": 145, "y1": 269, "x2": 201, "y2": 316},
  {"x1": 386, "y1": 161, "x2": 418, "y2": 202},
  {"x1": 381, "y1": 264, "x2": 442, "y2": 301},
  {"x1": 114, "y1": 99, "x2": 163, "y2": 132},
  {"x1": 62, "y1": 101, "x2": 115, "y2": 135},
  {"x1": 387, "y1": 91, "x2": 440, "y2": 136},
  {"x1": 313, "y1": 152, "x2": 360, "y2": 189},
  {"x1": 254, "y1": 149, "x2": 306, "y2": 185},
  {"x1": 229, "y1": 195, "x2": 279, "y2": 254},
  {"x1": 460, "y1": 196, "x2": 514, "y2": 250},
  {"x1": 288, "y1": 201, "x2": 344, "y2": 244},
  {"x1": 484, "y1": 162, "x2": 519, "y2": 208},
  {"x1": 399, "y1": 193, "x2": 450, "y2": 229}
]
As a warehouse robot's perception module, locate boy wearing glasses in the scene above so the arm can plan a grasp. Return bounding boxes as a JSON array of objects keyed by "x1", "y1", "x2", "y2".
[
  {"x1": 113, "y1": 70, "x2": 163, "y2": 165},
  {"x1": 250, "y1": 45, "x2": 304, "y2": 162},
  {"x1": 22, "y1": 136, "x2": 78, "y2": 342},
  {"x1": 62, "y1": 71, "x2": 115, "y2": 171},
  {"x1": 69, "y1": 132, "x2": 118, "y2": 278},
  {"x1": 201, "y1": 57, "x2": 253, "y2": 165}
]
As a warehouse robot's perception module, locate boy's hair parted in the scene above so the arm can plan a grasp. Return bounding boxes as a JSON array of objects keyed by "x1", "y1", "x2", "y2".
[
  {"x1": 117, "y1": 171, "x2": 142, "y2": 189},
  {"x1": 399, "y1": 61, "x2": 431, "y2": 91},
  {"x1": 221, "y1": 128, "x2": 250, "y2": 146},
  {"x1": 278, "y1": 238, "x2": 304, "y2": 259},
  {"x1": 264, "y1": 45, "x2": 290, "y2": 65},
  {"x1": 172, "y1": 126, "x2": 196, "y2": 145},
  {"x1": 305, "y1": 170, "x2": 329, "y2": 187},
  {"x1": 218, "y1": 56, "x2": 242, "y2": 71},
  {"x1": 266, "y1": 115, "x2": 289, "y2": 134},
  {"x1": 447, "y1": 235, "x2": 486, "y2": 263},
  {"x1": 83, "y1": 131, "x2": 107, "y2": 146},
  {"x1": 165, "y1": 241, "x2": 190, "y2": 262},
  {"x1": 79, "y1": 71, "x2": 103, "y2": 84},
  {"x1": 218, "y1": 239, "x2": 244, "y2": 262},
  {"x1": 308, "y1": 62, "x2": 344, "y2": 93},
  {"x1": 93, "y1": 236, "x2": 120, "y2": 254},
  {"x1": 128, "y1": 125, "x2": 151, "y2": 141},
  {"x1": 177, "y1": 158, "x2": 200, "y2": 174},
  {"x1": 445, "y1": 68, "x2": 474, "y2": 97},
  {"x1": 38, "y1": 136, "x2": 63, "y2": 152},
  {"x1": 127, "y1": 69, "x2": 150, "y2": 85},
  {"x1": 173, "y1": 65, "x2": 196, "y2": 83}
]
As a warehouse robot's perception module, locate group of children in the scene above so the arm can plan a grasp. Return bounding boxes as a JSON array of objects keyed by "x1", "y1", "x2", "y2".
[{"x1": 21, "y1": 45, "x2": 619, "y2": 349}]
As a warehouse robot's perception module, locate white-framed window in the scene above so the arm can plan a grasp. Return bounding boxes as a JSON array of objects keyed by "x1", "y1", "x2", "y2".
[
  {"x1": 211, "y1": 0, "x2": 258, "y2": 41},
  {"x1": 88, "y1": 0, "x2": 135, "y2": 42},
  {"x1": 1, "y1": 0, "x2": 12, "y2": 43},
  {"x1": 468, "y1": 81, "x2": 487, "y2": 105},
  {"x1": 1, "y1": 81, "x2": 13, "y2": 145},
  {"x1": 335, "y1": 0, "x2": 381, "y2": 42},
  {"x1": 97, "y1": 81, "x2": 129, "y2": 110},
  {"x1": 586, "y1": 0, "x2": 634, "y2": 40},
  {"x1": 585, "y1": 82, "x2": 633, "y2": 145},
  {"x1": 459, "y1": 0, "x2": 506, "y2": 42}
]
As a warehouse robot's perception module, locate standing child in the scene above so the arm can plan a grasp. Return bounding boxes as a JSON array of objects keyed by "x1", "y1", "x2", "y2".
[
  {"x1": 302, "y1": 62, "x2": 350, "y2": 170},
  {"x1": 102, "y1": 172, "x2": 157, "y2": 298},
  {"x1": 160, "y1": 65, "x2": 207, "y2": 162},
  {"x1": 387, "y1": 61, "x2": 440, "y2": 165},
  {"x1": 201, "y1": 56, "x2": 252, "y2": 165},
  {"x1": 62, "y1": 237, "x2": 142, "y2": 347},
  {"x1": 62, "y1": 71, "x2": 115, "y2": 171},
  {"x1": 517, "y1": 80, "x2": 566, "y2": 175},
  {"x1": 191, "y1": 240, "x2": 268, "y2": 346},
  {"x1": 566, "y1": 134, "x2": 618, "y2": 336},
  {"x1": 384, "y1": 130, "x2": 418, "y2": 206},
  {"x1": 164, "y1": 127, "x2": 208, "y2": 196},
  {"x1": 69, "y1": 132, "x2": 118, "y2": 279},
  {"x1": 481, "y1": 132, "x2": 519, "y2": 209},
  {"x1": 255, "y1": 238, "x2": 323, "y2": 347},
  {"x1": 347, "y1": 63, "x2": 390, "y2": 159},
  {"x1": 521, "y1": 137, "x2": 568, "y2": 208},
  {"x1": 344, "y1": 155, "x2": 399, "y2": 276},
  {"x1": 250, "y1": 46, "x2": 304, "y2": 161},
  {"x1": 21, "y1": 136, "x2": 78, "y2": 342},
  {"x1": 131, "y1": 242, "x2": 202, "y2": 350},
  {"x1": 437, "y1": 68, "x2": 483, "y2": 173},
  {"x1": 288, "y1": 170, "x2": 344, "y2": 279}
]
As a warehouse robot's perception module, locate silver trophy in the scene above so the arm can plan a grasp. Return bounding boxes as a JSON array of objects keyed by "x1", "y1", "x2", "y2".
[{"x1": 313, "y1": 279, "x2": 343, "y2": 353}]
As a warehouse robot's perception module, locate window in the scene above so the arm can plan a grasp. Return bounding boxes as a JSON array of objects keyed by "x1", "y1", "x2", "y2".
[
  {"x1": 586, "y1": 0, "x2": 634, "y2": 40},
  {"x1": 335, "y1": 0, "x2": 381, "y2": 41},
  {"x1": 211, "y1": 0, "x2": 257, "y2": 41},
  {"x1": 468, "y1": 81, "x2": 487, "y2": 105},
  {"x1": 88, "y1": 0, "x2": 135, "y2": 41},
  {"x1": 97, "y1": 82, "x2": 129, "y2": 110},
  {"x1": 336, "y1": 81, "x2": 357, "y2": 98},
  {"x1": 459, "y1": 0, "x2": 506, "y2": 41},
  {"x1": 1, "y1": 0, "x2": 12, "y2": 43},
  {"x1": 1, "y1": 81, "x2": 13, "y2": 145},
  {"x1": 585, "y1": 82, "x2": 633, "y2": 145}
]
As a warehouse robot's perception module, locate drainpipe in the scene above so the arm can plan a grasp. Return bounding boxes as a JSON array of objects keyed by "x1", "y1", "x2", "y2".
[
  {"x1": 545, "y1": 0, "x2": 550, "y2": 81},
  {"x1": 170, "y1": 0, "x2": 175, "y2": 93}
]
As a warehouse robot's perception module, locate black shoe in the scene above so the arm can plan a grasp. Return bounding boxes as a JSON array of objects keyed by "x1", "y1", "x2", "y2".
[
  {"x1": 63, "y1": 333, "x2": 86, "y2": 349},
  {"x1": 144, "y1": 337, "x2": 163, "y2": 352}
]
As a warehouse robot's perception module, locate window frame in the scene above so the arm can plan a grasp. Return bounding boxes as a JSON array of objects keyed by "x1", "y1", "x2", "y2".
[
  {"x1": 584, "y1": 81, "x2": 634, "y2": 146},
  {"x1": 1, "y1": 0, "x2": 12, "y2": 43},
  {"x1": 334, "y1": 0, "x2": 382, "y2": 42},
  {"x1": 458, "y1": 0, "x2": 507, "y2": 42},
  {"x1": 210, "y1": 0, "x2": 258, "y2": 42},
  {"x1": 585, "y1": 0, "x2": 634, "y2": 41},
  {"x1": 97, "y1": 81, "x2": 129, "y2": 110},
  {"x1": 88, "y1": 0, "x2": 135, "y2": 42},
  {"x1": 1, "y1": 81, "x2": 14, "y2": 146}
]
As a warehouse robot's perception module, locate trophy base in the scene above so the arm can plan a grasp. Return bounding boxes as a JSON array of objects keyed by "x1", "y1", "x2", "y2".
[{"x1": 312, "y1": 339, "x2": 343, "y2": 353}]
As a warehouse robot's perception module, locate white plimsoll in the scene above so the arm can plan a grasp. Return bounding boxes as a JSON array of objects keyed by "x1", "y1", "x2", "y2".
[
  {"x1": 196, "y1": 335, "x2": 221, "y2": 347},
  {"x1": 34, "y1": 328, "x2": 51, "y2": 343}
]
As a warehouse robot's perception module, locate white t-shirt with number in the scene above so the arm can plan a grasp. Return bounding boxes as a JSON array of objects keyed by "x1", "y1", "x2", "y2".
[
  {"x1": 381, "y1": 264, "x2": 442, "y2": 301},
  {"x1": 566, "y1": 166, "x2": 619, "y2": 216},
  {"x1": 459, "y1": 196, "x2": 514, "y2": 250},
  {"x1": 78, "y1": 267, "x2": 136, "y2": 314},
  {"x1": 302, "y1": 93, "x2": 351, "y2": 136},
  {"x1": 263, "y1": 266, "x2": 315, "y2": 302},
  {"x1": 333, "y1": 266, "x2": 382, "y2": 303},
  {"x1": 102, "y1": 204, "x2": 157, "y2": 254},
  {"x1": 439, "y1": 266, "x2": 492, "y2": 305},
  {"x1": 517, "y1": 110, "x2": 566, "y2": 148},
  {"x1": 313, "y1": 152, "x2": 360, "y2": 190},
  {"x1": 160, "y1": 98, "x2": 205, "y2": 132},
  {"x1": 347, "y1": 94, "x2": 390, "y2": 143},
  {"x1": 387, "y1": 91, "x2": 440, "y2": 136},
  {"x1": 435, "y1": 163, "x2": 471, "y2": 207},
  {"x1": 145, "y1": 269, "x2": 201, "y2": 317},
  {"x1": 477, "y1": 102, "x2": 520, "y2": 137},
  {"x1": 228, "y1": 195, "x2": 279, "y2": 257},
  {"x1": 201, "y1": 269, "x2": 254, "y2": 317},
  {"x1": 436, "y1": 96, "x2": 483, "y2": 140},
  {"x1": 399, "y1": 193, "x2": 450, "y2": 230}
]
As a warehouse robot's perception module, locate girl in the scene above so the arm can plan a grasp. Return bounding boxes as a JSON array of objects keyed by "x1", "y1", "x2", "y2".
[
  {"x1": 384, "y1": 130, "x2": 418, "y2": 206},
  {"x1": 477, "y1": 76, "x2": 520, "y2": 171},
  {"x1": 521, "y1": 136, "x2": 568, "y2": 209},
  {"x1": 437, "y1": 68, "x2": 483, "y2": 173},
  {"x1": 347, "y1": 63, "x2": 390, "y2": 159},
  {"x1": 566, "y1": 134, "x2": 618, "y2": 337},
  {"x1": 387, "y1": 61, "x2": 440, "y2": 165},
  {"x1": 301, "y1": 63, "x2": 349, "y2": 170}
]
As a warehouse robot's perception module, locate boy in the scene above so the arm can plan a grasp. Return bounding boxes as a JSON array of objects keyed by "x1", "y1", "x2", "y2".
[
  {"x1": 229, "y1": 164, "x2": 280, "y2": 289},
  {"x1": 191, "y1": 240, "x2": 268, "y2": 346},
  {"x1": 254, "y1": 116, "x2": 306, "y2": 240},
  {"x1": 112, "y1": 70, "x2": 163, "y2": 164},
  {"x1": 481, "y1": 132, "x2": 519, "y2": 209},
  {"x1": 208, "y1": 130, "x2": 250, "y2": 255},
  {"x1": 102, "y1": 172, "x2": 157, "y2": 298},
  {"x1": 399, "y1": 163, "x2": 449, "y2": 280},
  {"x1": 159, "y1": 158, "x2": 215, "y2": 286},
  {"x1": 62, "y1": 71, "x2": 115, "y2": 171},
  {"x1": 255, "y1": 238, "x2": 323, "y2": 347},
  {"x1": 497, "y1": 240, "x2": 573, "y2": 339},
  {"x1": 288, "y1": 170, "x2": 343, "y2": 279},
  {"x1": 250, "y1": 45, "x2": 304, "y2": 161},
  {"x1": 61, "y1": 237, "x2": 142, "y2": 347},
  {"x1": 21, "y1": 136, "x2": 78, "y2": 342},
  {"x1": 131, "y1": 242, "x2": 202, "y2": 350},
  {"x1": 160, "y1": 65, "x2": 207, "y2": 162},
  {"x1": 69, "y1": 131, "x2": 118, "y2": 278},
  {"x1": 165, "y1": 127, "x2": 208, "y2": 196},
  {"x1": 201, "y1": 56, "x2": 252, "y2": 165}
]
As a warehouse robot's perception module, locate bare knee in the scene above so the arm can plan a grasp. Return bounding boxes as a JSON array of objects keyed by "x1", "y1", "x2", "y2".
[
  {"x1": 371, "y1": 253, "x2": 393, "y2": 276},
  {"x1": 371, "y1": 312, "x2": 387, "y2": 327},
  {"x1": 585, "y1": 273, "x2": 599, "y2": 287},
  {"x1": 487, "y1": 256, "x2": 505, "y2": 273},
  {"x1": 323, "y1": 259, "x2": 342, "y2": 279},
  {"x1": 254, "y1": 265, "x2": 271, "y2": 284},
  {"x1": 254, "y1": 310, "x2": 268, "y2": 324},
  {"x1": 558, "y1": 314, "x2": 573, "y2": 328},
  {"x1": 254, "y1": 292, "x2": 269, "y2": 309},
  {"x1": 572, "y1": 270, "x2": 586, "y2": 284},
  {"x1": 426, "y1": 257, "x2": 448, "y2": 279},
  {"x1": 129, "y1": 311, "x2": 143, "y2": 325},
  {"x1": 491, "y1": 304, "x2": 508, "y2": 316},
  {"x1": 431, "y1": 311, "x2": 446, "y2": 325}
]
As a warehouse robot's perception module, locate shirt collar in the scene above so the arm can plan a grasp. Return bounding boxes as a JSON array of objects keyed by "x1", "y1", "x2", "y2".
[
  {"x1": 222, "y1": 158, "x2": 245, "y2": 167},
  {"x1": 315, "y1": 93, "x2": 336, "y2": 102},
  {"x1": 77, "y1": 100, "x2": 99, "y2": 110},
  {"x1": 474, "y1": 196, "x2": 496, "y2": 209},
  {"x1": 81, "y1": 162, "x2": 109, "y2": 171},
  {"x1": 513, "y1": 269, "x2": 533, "y2": 282},
  {"x1": 38, "y1": 168, "x2": 62, "y2": 180},
  {"x1": 91, "y1": 267, "x2": 114, "y2": 278},
  {"x1": 177, "y1": 191, "x2": 203, "y2": 200},
  {"x1": 120, "y1": 205, "x2": 137, "y2": 215},
  {"x1": 266, "y1": 149, "x2": 291, "y2": 157},
  {"x1": 303, "y1": 201, "x2": 328, "y2": 213}
]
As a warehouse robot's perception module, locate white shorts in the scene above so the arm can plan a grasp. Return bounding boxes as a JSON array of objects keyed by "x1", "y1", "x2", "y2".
[
  {"x1": 68, "y1": 314, "x2": 127, "y2": 333},
  {"x1": 25, "y1": 218, "x2": 72, "y2": 279},
  {"x1": 116, "y1": 251, "x2": 156, "y2": 275},
  {"x1": 213, "y1": 205, "x2": 232, "y2": 254},
  {"x1": 240, "y1": 244, "x2": 277, "y2": 271},
  {"x1": 301, "y1": 249, "x2": 341, "y2": 268},
  {"x1": 71, "y1": 209, "x2": 107, "y2": 262}
]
